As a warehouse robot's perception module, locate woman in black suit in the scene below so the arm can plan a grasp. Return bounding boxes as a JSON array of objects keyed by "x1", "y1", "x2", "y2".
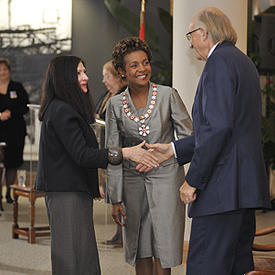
[
  {"x1": 0, "y1": 57, "x2": 29, "y2": 204},
  {"x1": 35, "y1": 55, "x2": 158, "y2": 275}
]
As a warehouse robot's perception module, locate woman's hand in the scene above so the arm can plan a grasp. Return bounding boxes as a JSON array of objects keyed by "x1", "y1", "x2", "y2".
[
  {"x1": 0, "y1": 109, "x2": 11, "y2": 121},
  {"x1": 94, "y1": 190, "x2": 105, "y2": 201},
  {"x1": 112, "y1": 203, "x2": 126, "y2": 227},
  {"x1": 122, "y1": 141, "x2": 159, "y2": 168}
]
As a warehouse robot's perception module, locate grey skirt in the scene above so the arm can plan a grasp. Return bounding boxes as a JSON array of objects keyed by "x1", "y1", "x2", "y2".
[{"x1": 45, "y1": 191, "x2": 101, "y2": 275}]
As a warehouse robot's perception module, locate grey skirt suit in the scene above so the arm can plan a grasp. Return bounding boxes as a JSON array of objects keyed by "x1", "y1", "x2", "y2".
[{"x1": 105, "y1": 83, "x2": 192, "y2": 268}]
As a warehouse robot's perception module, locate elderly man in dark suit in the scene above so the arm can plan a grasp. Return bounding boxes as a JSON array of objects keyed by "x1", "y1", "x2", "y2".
[{"x1": 146, "y1": 7, "x2": 271, "y2": 275}]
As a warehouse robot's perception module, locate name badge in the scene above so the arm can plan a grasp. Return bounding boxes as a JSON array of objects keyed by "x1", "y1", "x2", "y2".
[{"x1": 10, "y1": 91, "x2": 18, "y2": 99}]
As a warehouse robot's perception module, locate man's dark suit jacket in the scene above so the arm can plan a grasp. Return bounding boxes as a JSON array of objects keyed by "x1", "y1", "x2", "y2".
[
  {"x1": 174, "y1": 41, "x2": 270, "y2": 217},
  {"x1": 35, "y1": 99, "x2": 109, "y2": 197}
]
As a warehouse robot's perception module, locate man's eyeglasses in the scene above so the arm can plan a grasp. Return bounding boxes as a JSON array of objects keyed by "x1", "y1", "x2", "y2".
[{"x1": 185, "y1": 28, "x2": 201, "y2": 41}]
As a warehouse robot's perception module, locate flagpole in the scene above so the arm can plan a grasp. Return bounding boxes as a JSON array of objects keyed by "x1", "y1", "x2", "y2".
[{"x1": 139, "y1": 0, "x2": 146, "y2": 40}]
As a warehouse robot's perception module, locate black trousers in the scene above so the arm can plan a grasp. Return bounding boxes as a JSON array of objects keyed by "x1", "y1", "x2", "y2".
[{"x1": 187, "y1": 209, "x2": 255, "y2": 275}]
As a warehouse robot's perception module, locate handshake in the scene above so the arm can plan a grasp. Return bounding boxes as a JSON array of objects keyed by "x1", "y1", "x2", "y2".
[
  {"x1": 120, "y1": 140, "x2": 197, "y2": 206},
  {"x1": 122, "y1": 140, "x2": 174, "y2": 172}
]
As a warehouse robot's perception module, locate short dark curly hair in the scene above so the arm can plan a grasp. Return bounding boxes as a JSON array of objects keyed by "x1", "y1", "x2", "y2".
[{"x1": 112, "y1": 37, "x2": 152, "y2": 71}]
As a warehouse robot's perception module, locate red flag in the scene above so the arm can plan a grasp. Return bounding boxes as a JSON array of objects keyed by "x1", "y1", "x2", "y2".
[{"x1": 139, "y1": 0, "x2": 146, "y2": 40}]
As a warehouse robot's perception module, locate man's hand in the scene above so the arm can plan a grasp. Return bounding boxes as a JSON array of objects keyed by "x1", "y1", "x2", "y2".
[
  {"x1": 136, "y1": 143, "x2": 175, "y2": 172},
  {"x1": 122, "y1": 141, "x2": 159, "y2": 168},
  {"x1": 145, "y1": 143, "x2": 174, "y2": 160},
  {"x1": 112, "y1": 203, "x2": 126, "y2": 227},
  {"x1": 179, "y1": 181, "x2": 197, "y2": 204}
]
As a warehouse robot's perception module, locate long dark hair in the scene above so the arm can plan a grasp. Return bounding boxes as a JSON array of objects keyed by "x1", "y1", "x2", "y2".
[{"x1": 39, "y1": 55, "x2": 95, "y2": 123}]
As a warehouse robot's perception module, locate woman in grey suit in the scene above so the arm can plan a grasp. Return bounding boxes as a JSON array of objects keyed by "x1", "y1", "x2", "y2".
[{"x1": 105, "y1": 37, "x2": 193, "y2": 275}]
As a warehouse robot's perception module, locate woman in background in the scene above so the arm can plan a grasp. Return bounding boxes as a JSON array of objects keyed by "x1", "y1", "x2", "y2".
[
  {"x1": 96, "y1": 60, "x2": 128, "y2": 247},
  {"x1": 35, "y1": 55, "x2": 158, "y2": 275},
  {"x1": 0, "y1": 57, "x2": 29, "y2": 204},
  {"x1": 106, "y1": 37, "x2": 193, "y2": 275},
  {"x1": 95, "y1": 60, "x2": 127, "y2": 121}
]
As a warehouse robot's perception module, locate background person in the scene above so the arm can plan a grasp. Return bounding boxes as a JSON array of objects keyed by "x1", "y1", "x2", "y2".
[
  {"x1": 0, "y1": 57, "x2": 29, "y2": 204},
  {"x1": 35, "y1": 55, "x2": 159, "y2": 275},
  {"x1": 96, "y1": 60, "x2": 128, "y2": 247},
  {"x1": 95, "y1": 60, "x2": 127, "y2": 121},
  {"x1": 146, "y1": 7, "x2": 271, "y2": 275},
  {"x1": 105, "y1": 37, "x2": 192, "y2": 275}
]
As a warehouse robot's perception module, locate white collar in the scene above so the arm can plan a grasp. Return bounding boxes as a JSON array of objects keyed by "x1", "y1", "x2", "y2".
[{"x1": 207, "y1": 42, "x2": 220, "y2": 58}]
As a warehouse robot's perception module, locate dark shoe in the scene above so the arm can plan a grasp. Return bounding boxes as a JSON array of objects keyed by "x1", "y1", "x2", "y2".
[
  {"x1": 102, "y1": 238, "x2": 118, "y2": 245},
  {"x1": 107, "y1": 229, "x2": 121, "y2": 243},
  {"x1": 108, "y1": 238, "x2": 123, "y2": 245},
  {"x1": 102, "y1": 237, "x2": 123, "y2": 247},
  {"x1": 111, "y1": 239, "x2": 123, "y2": 247},
  {"x1": 105, "y1": 238, "x2": 121, "y2": 245},
  {"x1": 103, "y1": 239, "x2": 122, "y2": 247},
  {"x1": 6, "y1": 196, "x2": 13, "y2": 204},
  {"x1": 105, "y1": 239, "x2": 115, "y2": 245}
]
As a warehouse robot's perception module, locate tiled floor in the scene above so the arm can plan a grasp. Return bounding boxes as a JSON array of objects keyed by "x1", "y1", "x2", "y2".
[{"x1": 0, "y1": 188, "x2": 274, "y2": 275}]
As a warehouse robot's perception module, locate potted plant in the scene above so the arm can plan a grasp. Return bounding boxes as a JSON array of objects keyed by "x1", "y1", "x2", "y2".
[{"x1": 247, "y1": 5, "x2": 275, "y2": 209}]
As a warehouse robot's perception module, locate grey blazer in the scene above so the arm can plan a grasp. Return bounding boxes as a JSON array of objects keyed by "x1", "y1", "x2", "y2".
[{"x1": 105, "y1": 83, "x2": 192, "y2": 267}]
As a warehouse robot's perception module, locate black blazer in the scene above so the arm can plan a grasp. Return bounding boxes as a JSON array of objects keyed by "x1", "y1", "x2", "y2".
[
  {"x1": 35, "y1": 99, "x2": 109, "y2": 197},
  {"x1": 95, "y1": 86, "x2": 126, "y2": 121},
  {"x1": 174, "y1": 42, "x2": 270, "y2": 217}
]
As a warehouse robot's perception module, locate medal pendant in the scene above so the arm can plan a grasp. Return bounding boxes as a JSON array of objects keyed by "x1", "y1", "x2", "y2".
[{"x1": 138, "y1": 124, "x2": 150, "y2": 137}]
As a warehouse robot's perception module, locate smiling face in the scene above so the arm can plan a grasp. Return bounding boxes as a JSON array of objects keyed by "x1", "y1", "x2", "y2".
[
  {"x1": 0, "y1": 63, "x2": 10, "y2": 82},
  {"x1": 77, "y1": 62, "x2": 88, "y2": 93},
  {"x1": 119, "y1": 50, "x2": 151, "y2": 88}
]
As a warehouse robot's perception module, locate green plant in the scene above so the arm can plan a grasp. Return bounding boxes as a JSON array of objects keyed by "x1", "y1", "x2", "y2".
[
  {"x1": 247, "y1": 6, "x2": 275, "y2": 171},
  {"x1": 261, "y1": 80, "x2": 275, "y2": 169}
]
